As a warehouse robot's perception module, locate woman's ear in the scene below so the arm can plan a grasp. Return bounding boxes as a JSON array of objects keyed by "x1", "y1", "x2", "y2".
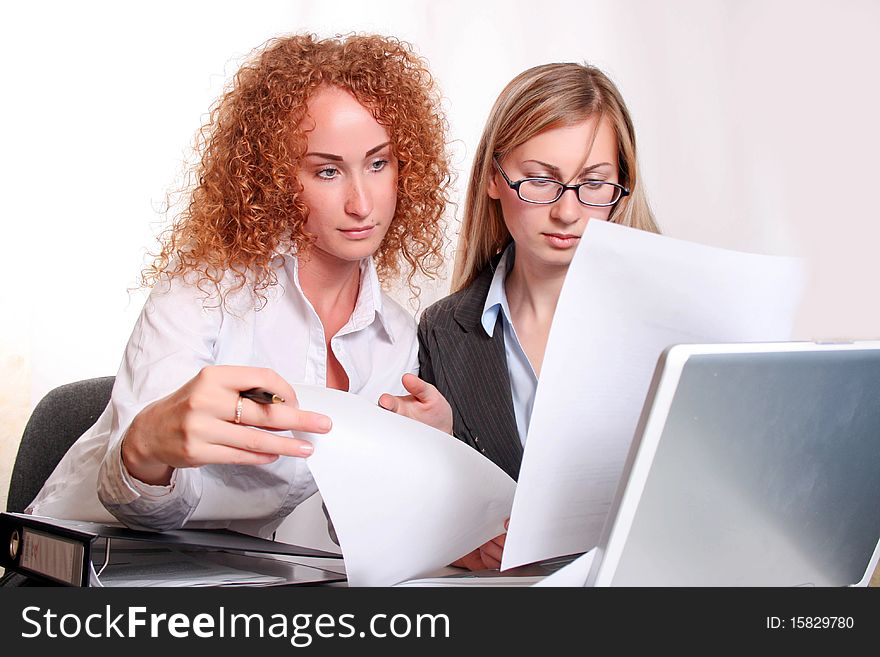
[{"x1": 487, "y1": 170, "x2": 501, "y2": 200}]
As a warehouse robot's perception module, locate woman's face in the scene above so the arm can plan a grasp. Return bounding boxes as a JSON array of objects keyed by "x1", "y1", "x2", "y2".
[
  {"x1": 488, "y1": 115, "x2": 619, "y2": 273},
  {"x1": 297, "y1": 86, "x2": 398, "y2": 266}
]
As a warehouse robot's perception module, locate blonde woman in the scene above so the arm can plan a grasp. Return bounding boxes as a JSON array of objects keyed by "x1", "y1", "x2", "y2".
[
  {"x1": 380, "y1": 62, "x2": 658, "y2": 569},
  {"x1": 29, "y1": 33, "x2": 450, "y2": 536}
]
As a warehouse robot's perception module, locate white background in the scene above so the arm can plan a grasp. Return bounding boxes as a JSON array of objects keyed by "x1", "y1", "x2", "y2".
[{"x1": 2, "y1": 0, "x2": 879, "y2": 510}]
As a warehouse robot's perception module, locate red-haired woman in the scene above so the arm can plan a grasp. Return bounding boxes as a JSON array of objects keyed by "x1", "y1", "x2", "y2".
[{"x1": 30, "y1": 34, "x2": 451, "y2": 535}]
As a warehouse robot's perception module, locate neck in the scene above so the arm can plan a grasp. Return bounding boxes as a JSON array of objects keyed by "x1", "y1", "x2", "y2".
[
  {"x1": 297, "y1": 249, "x2": 362, "y2": 315},
  {"x1": 504, "y1": 255, "x2": 568, "y2": 324}
]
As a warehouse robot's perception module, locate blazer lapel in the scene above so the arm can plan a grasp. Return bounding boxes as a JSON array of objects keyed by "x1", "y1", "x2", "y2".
[{"x1": 435, "y1": 263, "x2": 523, "y2": 480}]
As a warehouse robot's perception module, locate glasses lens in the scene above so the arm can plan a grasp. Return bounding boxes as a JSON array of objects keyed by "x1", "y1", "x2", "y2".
[
  {"x1": 518, "y1": 180, "x2": 563, "y2": 203},
  {"x1": 578, "y1": 182, "x2": 621, "y2": 206}
]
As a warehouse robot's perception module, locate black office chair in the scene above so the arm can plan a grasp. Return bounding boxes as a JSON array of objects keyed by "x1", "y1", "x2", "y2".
[{"x1": 6, "y1": 376, "x2": 115, "y2": 514}]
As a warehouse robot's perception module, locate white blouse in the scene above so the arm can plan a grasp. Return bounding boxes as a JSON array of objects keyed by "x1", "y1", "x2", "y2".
[{"x1": 28, "y1": 255, "x2": 418, "y2": 538}]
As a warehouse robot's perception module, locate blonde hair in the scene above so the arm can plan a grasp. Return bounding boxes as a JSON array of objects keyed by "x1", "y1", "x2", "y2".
[{"x1": 452, "y1": 63, "x2": 658, "y2": 291}]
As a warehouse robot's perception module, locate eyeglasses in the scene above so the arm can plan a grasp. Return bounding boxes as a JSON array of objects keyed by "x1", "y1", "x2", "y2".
[{"x1": 493, "y1": 157, "x2": 629, "y2": 207}]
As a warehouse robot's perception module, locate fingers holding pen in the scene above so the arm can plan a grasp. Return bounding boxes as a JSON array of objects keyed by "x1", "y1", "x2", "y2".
[
  {"x1": 194, "y1": 365, "x2": 332, "y2": 433},
  {"x1": 122, "y1": 366, "x2": 332, "y2": 484},
  {"x1": 232, "y1": 396, "x2": 332, "y2": 435},
  {"x1": 128, "y1": 405, "x2": 317, "y2": 472}
]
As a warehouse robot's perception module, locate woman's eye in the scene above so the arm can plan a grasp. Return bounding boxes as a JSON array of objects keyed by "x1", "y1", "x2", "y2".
[
  {"x1": 530, "y1": 178, "x2": 556, "y2": 187},
  {"x1": 317, "y1": 167, "x2": 339, "y2": 180},
  {"x1": 370, "y1": 159, "x2": 389, "y2": 172}
]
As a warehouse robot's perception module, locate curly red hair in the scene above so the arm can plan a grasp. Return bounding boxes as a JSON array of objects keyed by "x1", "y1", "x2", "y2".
[{"x1": 144, "y1": 33, "x2": 451, "y2": 301}]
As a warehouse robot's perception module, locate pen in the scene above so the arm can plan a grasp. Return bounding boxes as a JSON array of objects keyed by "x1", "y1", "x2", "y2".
[{"x1": 239, "y1": 387, "x2": 286, "y2": 405}]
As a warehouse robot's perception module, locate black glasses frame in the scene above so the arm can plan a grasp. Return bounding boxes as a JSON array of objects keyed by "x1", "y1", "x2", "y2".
[{"x1": 492, "y1": 157, "x2": 630, "y2": 207}]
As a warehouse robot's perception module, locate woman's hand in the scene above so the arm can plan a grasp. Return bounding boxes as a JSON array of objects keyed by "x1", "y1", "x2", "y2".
[
  {"x1": 121, "y1": 365, "x2": 332, "y2": 485},
  {"x1": 378, "y1": 373, "x2": 453, "y2": 434},
  {"x1": 451, "y1": 519, "x2": 509, "y2": 571}
]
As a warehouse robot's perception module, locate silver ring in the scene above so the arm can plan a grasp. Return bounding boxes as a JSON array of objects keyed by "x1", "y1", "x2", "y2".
[{"x1": 234, "y1": 396, "x2": 243, "y2": 424}]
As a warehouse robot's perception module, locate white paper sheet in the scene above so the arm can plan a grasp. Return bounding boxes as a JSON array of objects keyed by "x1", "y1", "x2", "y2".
[
  {"x1": 294, "y1": 385, "x2": 516, "y2": 587},
  {"x1": 502, "y1": 221, "x2": 806, "y2": 570}
]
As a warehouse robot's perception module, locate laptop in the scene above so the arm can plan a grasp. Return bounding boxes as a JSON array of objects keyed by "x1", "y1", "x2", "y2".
[{"x1": 586, "y1": 341, "x2": 880, "y2": 586}]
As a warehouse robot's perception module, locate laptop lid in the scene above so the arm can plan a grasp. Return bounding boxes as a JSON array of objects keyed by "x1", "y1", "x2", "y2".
[{"x1": 587, "y1": 341, "x2": 880, "y2": 586}]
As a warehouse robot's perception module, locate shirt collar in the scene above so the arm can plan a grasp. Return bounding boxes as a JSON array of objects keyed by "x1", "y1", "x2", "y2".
[
  {"x1": 481, "y1": 243, "x2": 516, "y2": 337},
  {"x1": 355, "y1": 257, "x2": 396, "y2": 343},
  {"x1": 289, "y1": 255, "x2": 396, "y2": 343}
]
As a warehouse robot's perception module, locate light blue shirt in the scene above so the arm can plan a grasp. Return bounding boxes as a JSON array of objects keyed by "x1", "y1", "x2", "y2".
[{"x1": 480, "y1": 244, "x2": 538, "y2": 447}]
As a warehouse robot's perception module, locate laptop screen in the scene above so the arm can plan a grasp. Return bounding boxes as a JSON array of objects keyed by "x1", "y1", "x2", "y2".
[{"x1": 590, "y1": 342, "x2": 880, "y2": 586}]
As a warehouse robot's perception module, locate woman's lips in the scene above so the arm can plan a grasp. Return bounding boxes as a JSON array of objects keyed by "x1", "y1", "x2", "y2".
[
  {"x1": 339, "y1": 225, "x2": 376, "y2": 239},
  {"x1": 542, "y1": 233, "x2": 580, "y2": 248}
]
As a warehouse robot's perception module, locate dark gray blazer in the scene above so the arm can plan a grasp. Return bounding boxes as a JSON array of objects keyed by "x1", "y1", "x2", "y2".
[{"x1": 418, "y1": 259, "x2": 524, "y2": 481}]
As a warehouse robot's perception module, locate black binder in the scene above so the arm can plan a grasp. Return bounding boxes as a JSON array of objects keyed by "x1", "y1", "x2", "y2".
[{"x1": 0, "y1": 512, "x2": 343, "y2": 587}]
